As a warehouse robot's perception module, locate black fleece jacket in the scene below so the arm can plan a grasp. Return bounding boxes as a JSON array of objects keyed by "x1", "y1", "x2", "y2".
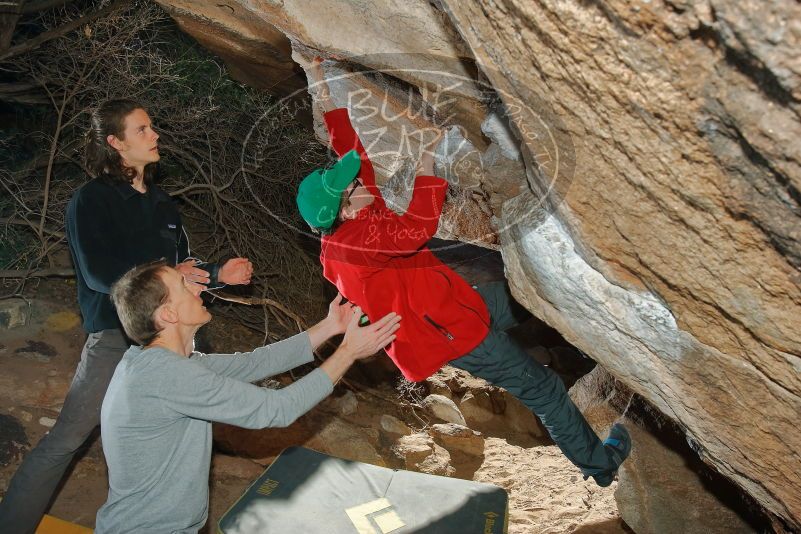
[{"x1": 66, "y1": 177, "x2": 221, "y2": 333}]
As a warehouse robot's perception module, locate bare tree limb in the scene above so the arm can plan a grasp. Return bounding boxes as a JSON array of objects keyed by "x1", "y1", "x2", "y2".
[
  {"x1": 0, "y1": 1, "x2": 21, "y2": 52},
  {"x1": 0, "y1": 81, "x2": 48, "y2": 104},
  {"x1": 1, "y1": 1, "x2": 328, "y2": 342},
  {"x1": 0, "y1": 267, "x2": 74, "y2": 278},
  {"x1": 208, "y1": 291, "x2": 307, "y2": 329},
  {"x1": 0, "y1": 217, "x2": 65, "y2": 237},
  {"x1": 38, "y1": 87, "x2": 65, "y2": 244},
  {"x1": 0, "y1": 0, "x2": 129, "y2": 61},
  {"x1": 21, "y1": 0, "x2": 77, "y2": 16}
]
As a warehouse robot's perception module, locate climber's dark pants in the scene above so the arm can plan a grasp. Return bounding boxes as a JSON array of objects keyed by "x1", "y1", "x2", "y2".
[
  {"x1": 0, "y1": 328, "x2": 129, "y2": 534},
  {"x1": 450, "y1": 281, "x2": 614, "y2": 478}
]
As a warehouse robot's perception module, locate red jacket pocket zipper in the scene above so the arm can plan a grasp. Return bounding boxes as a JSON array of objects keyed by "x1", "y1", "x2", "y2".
[{"x1": 424, "y1": 314, "x2": 454, "y2": 341}]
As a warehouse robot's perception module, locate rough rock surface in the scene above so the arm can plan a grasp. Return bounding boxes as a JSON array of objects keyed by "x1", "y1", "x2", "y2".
[
  {"x1": 156, "y1": 0, "x2": 801, "y2": 527},
  {"x1": 379, "y1": 414, "x2": 412, "y2": 437},
  {"x1": 427, "y1": 365, "x2": 545, "y2": 444},
  {"x1": 445, "y1": 2, "x2": 801, "y2": 527},
  {"x1": 430, "y1": 423, "x2": 484, "y2": 458},
  {"x1": 0, "y1": 299, "x2": 28, "y2": 329},
  {"x1": 421, "y1": 393, "x2": 466, "y2": 426},
  {"x1": 392, "y1": 433, "x2": 455, "y2": 477},
  {"x1": 571, "y1": 366, "x2": 761, "y2": 534},
  {"x1": 155, "y1": 1, "x2": 305, "y2": 95},
  {"x1": 475, "y1": 438, "x2": 623, "y2": 534}
]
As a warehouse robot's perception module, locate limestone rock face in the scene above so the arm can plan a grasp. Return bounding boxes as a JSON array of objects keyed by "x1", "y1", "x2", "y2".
[
  {"x1": 570, "y1": 366, "x2": 759, "y2": 534},
  {"x1": 311, "y1": 420, "x2": 385, "y2": 467},
  {"x1": 156, "y1": 0, "x2": 801, "y2": 527},
  {"x1": 430, "y1": 423, "x2": 484, "y2": 458},
  {"x1": 379, "y1": 414, "x2": 412, "y2": 437},
  {"x1": 420, "y1": 393, "x2": 466, "y2": 426},
  {"x1": 392, "y1": 433, "x2": 454, "y2": 477},
  {"x1": 427, "y1": 366, "x2": 545, "y2": 444},
  {"x1": 441, "y1": 1, "x2": 801, "y2": 525},
  {"x1": 155, "y1": 1, "x2": 304, "y2": 95}
]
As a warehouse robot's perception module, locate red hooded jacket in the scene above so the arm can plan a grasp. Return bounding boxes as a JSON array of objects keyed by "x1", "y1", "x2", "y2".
[{"x1": 320, "y1": 108, "x2": 490, "y2": 381}]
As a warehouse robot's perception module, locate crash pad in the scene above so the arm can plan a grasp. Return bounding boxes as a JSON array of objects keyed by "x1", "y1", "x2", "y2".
[{"x1": 218, "y1": 446, "x2": 508, "y2": 534}]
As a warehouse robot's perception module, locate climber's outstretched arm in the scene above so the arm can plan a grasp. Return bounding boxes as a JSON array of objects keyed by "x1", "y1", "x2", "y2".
[{"x1": 306, "y1": 56, "x2": 336, "y2": 113}]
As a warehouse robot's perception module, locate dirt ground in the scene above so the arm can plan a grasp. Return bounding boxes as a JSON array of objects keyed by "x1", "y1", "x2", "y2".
[{"x1": 0, "y1": 269, "x2": 630, "y2": 533}]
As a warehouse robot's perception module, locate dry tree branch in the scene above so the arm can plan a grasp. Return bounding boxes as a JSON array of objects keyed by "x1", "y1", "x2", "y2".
[
  {"x1": 208, "y1": 291, "x2": 306, "y2": 330},
  {"x1": 0, "y1": 217, "x2": 64, "y2": 238},
  {"x1": 0, "y1": 267, "x2": 74, "y2": 278},
  {"x1": 0, "y1": 0, "x2": 129, "y2": 61},
  {"x1": 1, "y1": 0, "x2": 330, "y2": 342},
  {"x1": 21, "y1": 1, "x2": 77, "y2": 16},
  {"x1": 37, "y1": 88, "x2": 66, "y2": 245}
]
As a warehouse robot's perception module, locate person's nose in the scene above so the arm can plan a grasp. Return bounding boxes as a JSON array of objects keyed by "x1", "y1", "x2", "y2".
[{"x1": 152, "y1": 128, "x2": 159, "y2": 142}]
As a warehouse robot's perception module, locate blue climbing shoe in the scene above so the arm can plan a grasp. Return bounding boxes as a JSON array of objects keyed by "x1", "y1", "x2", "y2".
[{"x1": 593, "y1": 423, "x2": 632, "y2": 487}]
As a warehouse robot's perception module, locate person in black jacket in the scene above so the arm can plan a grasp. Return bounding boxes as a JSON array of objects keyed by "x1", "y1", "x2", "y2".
[{"x1": 0, "y1": 99, "x2": 253, "y2": 533}]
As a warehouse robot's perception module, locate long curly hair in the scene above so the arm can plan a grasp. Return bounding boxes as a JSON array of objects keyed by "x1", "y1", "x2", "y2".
[{"x1": 84, "y1": 98, "x2": 158, "y2": 184}]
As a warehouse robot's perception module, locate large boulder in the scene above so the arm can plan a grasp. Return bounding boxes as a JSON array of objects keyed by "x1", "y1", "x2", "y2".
[
  {"x1": 420, "y1": 393, "x2": 466, "y2": 426},
  {"x1": 571, "y1": 366, "x2": 765, "y2": 534},
  {"x1": 444, "y1": 1, "x2": 801, "y2": 526},
  {"x1": 156, "y1": 1, "x2": 305, "y2": 95},
  {"x1": 430, "y1": 423, "x2": 484, "y2": 458},
  {"x1": 427, "y1": 366, "x2": 545, "y2": 444},
  {"x1": 156, "y1": 0, "x2": 801, "y2": 527},
  {"x1": 392, "y1": 432, "x2": 455, "y2": 476}
]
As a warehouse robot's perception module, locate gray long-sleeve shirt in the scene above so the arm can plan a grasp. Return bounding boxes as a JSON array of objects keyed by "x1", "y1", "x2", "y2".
[{"x1": 94, "y1": 332, "x2": 333, "y2": 533}]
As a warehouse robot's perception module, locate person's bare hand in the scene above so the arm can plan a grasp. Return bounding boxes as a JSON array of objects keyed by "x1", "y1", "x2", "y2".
[
  {"x1": 326, "y1": 292, "x2": 356, "y2": 335},
  {"x1": 309, "y1": 56, "x2": 325, "y2": 82},
  {"x1": 428, "y1": 128, "x2": 445, "y2": 149},
  {"x1": 218, "y1": 257, "x2": 253, "y2": 285},
  {"x1": 418, "y1": 129, "x2": 445, "y2": 175},
  {"x1": 176, "y1": 260, "x2": 209, "y2": 292},
  {"x1": 340, "y1": 307, "x2": 401, "y2": 360}
]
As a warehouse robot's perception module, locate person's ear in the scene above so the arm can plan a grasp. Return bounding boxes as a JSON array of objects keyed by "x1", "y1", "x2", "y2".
[
  {"x1": 154, "y1": 303, "x2": 178, "y2": 330},
  {"x1": 106, "y1": 134, "x2": 124, "y2": 152},
  {"x1": 339, "y1": 201, "x2": 352, "y2": 220}
]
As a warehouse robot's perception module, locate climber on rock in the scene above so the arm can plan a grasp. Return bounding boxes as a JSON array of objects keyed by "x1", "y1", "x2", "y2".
[{"x1": 295, "y1": 56, "x2": 631, "y2": 487}]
